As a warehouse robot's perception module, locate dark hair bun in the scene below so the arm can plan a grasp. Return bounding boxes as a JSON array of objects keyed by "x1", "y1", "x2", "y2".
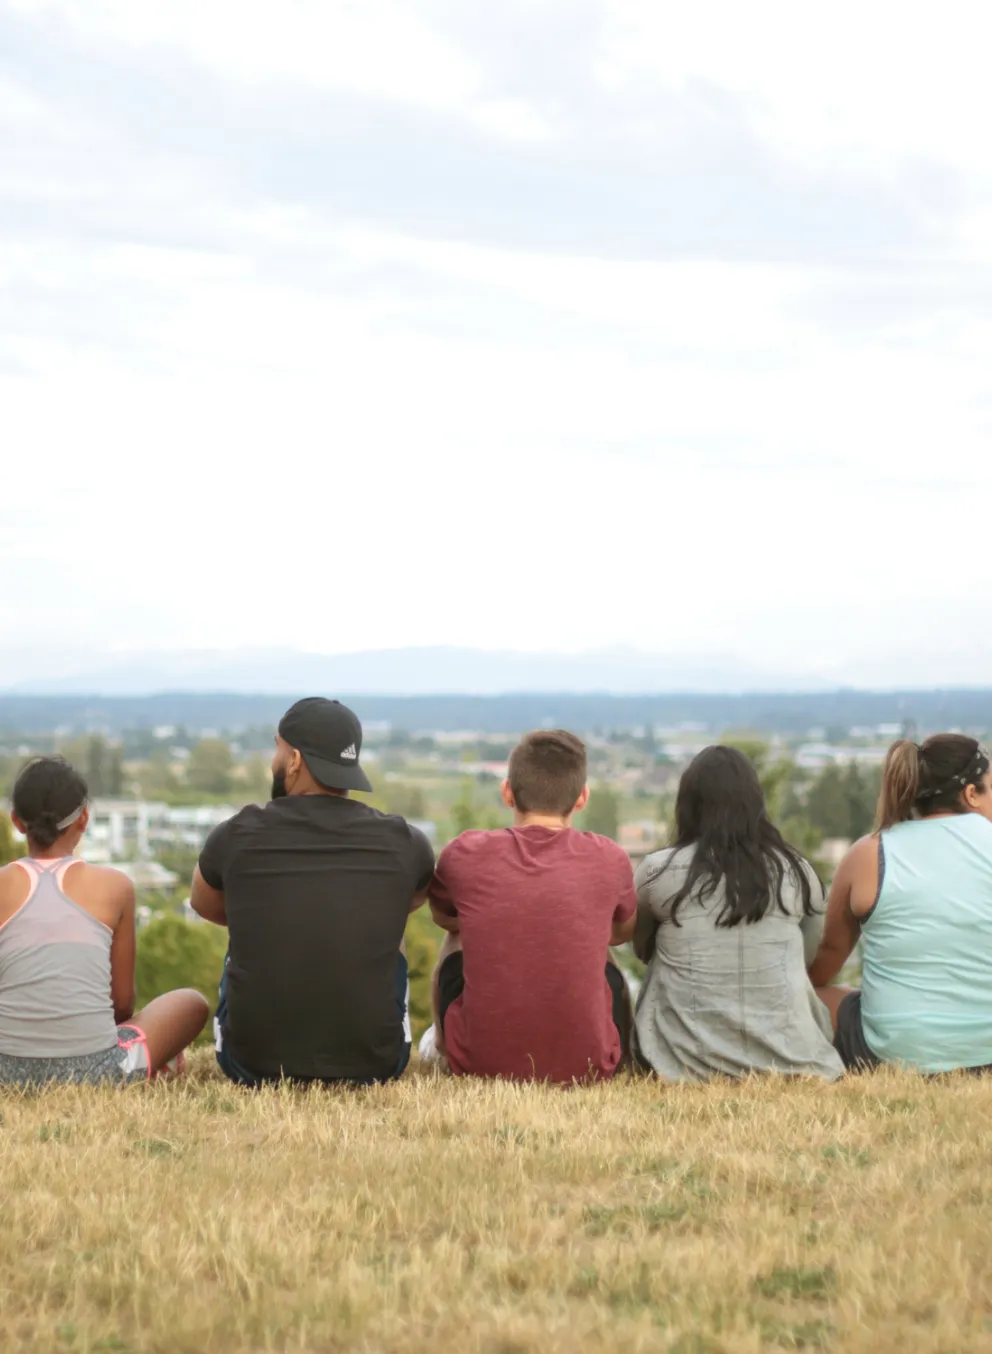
[{"x1": 11, "y1": 756, "x2": 88, "y2": 850}]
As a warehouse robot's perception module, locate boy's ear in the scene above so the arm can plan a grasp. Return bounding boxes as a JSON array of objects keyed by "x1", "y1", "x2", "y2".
[
  {"x1": 500, "y1": 779, "x2": 516, "y2": 810},
  {"x1": 573, "y1": 784, "x2": 590, "y2": 814}
]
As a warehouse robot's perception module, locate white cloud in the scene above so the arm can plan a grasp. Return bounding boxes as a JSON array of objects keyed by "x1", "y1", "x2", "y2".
[
  {"x1": 599, "y1": 0, "x2": 992, "y2": 175},
  {"x1": 8, "y1": 0, "x2": 561, "y2": 143},
  {"x1": 2, "y1": 0, "x2": 992, "y2": 684}
]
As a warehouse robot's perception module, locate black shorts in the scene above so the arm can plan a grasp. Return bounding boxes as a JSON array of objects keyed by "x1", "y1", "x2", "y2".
[
  {"x1": 834, "y1": 991, "x2": 880, "y2": 1072},
  {"x1": 437, "y1": 952, "x2": 631, "y2": 1043}
]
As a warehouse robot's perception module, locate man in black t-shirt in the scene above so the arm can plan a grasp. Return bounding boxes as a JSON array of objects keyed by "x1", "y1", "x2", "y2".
[{"x1": 191, "y1": 698, "x2": 434, "y2": 1085}]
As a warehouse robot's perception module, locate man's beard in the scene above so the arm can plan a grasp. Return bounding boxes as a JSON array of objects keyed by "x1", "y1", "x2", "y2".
[{"x1": 270, "y1": 770, "x2": 288, "y2": 800}]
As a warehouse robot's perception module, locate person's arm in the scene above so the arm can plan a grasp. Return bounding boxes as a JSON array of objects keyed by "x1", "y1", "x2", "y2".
[
  {"x1": 610, "y1": 850, "x2": 638, "y2": 947},
  {"x1": 191, "y1": 866, "x2": 227, "y2": 926},
  {"x1": 410, "y1": 830, "x2": 434, "y2": 913},
  {"x1": 807, "y1": 843, "x2": 867, "y2": 986},
  {"x1": 798, "y1": 860, "x2": 828, "y2": 969},
  {"x1": 190, "y1": 819, "x2": 231, "y2": 926},
  {"x1": 109, "y1": 879, "x2": 137, "y2": 1024},
  {"x1": 632, "y1": 854, "x2": 663, "y2": 962},
  {"x1": 428, "y1": 845, "x2": 461, "y2": 935}
]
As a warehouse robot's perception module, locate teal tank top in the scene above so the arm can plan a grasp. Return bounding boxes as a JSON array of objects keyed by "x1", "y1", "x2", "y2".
[{"x1": 862, "y1": 814, "x2": 992, "y2": 1071}]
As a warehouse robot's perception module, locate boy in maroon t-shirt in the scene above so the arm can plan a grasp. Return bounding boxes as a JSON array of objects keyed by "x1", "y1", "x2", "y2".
[{"x1": 427, "y1": 730, "x2": 637, "y2": 1083}]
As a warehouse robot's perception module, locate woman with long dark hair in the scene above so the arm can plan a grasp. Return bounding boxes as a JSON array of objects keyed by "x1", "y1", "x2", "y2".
[
  {"x1": 0, "y1": 756, "x2": 209, "y2": 1087},
  {"x1": 634, "y1": 745, "x2": 842, "y2": 1081},
  {"x1": 810, "y1": 735, "x2": 992, "y2": 1072}
]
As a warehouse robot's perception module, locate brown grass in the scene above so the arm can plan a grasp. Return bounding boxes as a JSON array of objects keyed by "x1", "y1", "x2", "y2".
[{"x1": 2, "y1": 1056, "x2": 992, "y2": 1353}]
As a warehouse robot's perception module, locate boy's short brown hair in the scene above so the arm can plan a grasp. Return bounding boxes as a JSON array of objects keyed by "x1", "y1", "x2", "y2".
[{"x1": 507, "y1": 730, "x2": 587, "y2": 816}]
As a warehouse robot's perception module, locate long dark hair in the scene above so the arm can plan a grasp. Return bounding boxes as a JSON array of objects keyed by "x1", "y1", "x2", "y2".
[
  {"x1": 12, "y1": 756, "x2": 89, "y2": 849},
  {"x1": 650, "y1": 745, "x2": 817, "y2": 927}
]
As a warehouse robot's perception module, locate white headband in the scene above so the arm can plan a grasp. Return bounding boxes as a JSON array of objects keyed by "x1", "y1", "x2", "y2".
[{"x1": 55, "y1": 803, "x2": 86, "y2": 832}]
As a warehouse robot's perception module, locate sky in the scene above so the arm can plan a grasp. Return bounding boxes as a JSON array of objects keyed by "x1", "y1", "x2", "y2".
[{"x1": 3, "y1": 0, "x2": 992, "y2": 688}]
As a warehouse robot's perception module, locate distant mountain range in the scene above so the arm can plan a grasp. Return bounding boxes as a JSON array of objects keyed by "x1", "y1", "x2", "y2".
[
  {"x1": 0, "y1": 648, "x2": 990, "y2": 740},
  {"x1": 2, "y1": 646, "x2": 819, "y2": 697},
  {"x1": 0, "y1": 689, "x2": 990, "y2": 737}
]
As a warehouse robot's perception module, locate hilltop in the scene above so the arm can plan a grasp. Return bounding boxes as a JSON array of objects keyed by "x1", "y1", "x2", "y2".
[{"x1": 3, "y1": 1056, "x2": 992, "y2": 1353}]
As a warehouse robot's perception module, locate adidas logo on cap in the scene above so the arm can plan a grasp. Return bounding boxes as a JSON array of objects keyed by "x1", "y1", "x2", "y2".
[{"x1": 340, "y1": 743, "x2": 358, "y2": 761}]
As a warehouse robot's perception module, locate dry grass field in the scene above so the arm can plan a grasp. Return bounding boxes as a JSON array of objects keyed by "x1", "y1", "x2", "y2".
[{"x1": 3, "y1": 1055, "x2": 992, "y2": 1354}]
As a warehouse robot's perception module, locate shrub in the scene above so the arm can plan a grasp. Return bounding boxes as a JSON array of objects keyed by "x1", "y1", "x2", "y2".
[
  {"x1": 405, "y1": 906, "x2": 443, "y2": 1039},
  {"x1": 135, "y1": 912, "x2": 228, "y2": 1035}
]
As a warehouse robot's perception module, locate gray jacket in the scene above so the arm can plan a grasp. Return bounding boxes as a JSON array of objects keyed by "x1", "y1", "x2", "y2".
[{"x1": 633, "y1": 846, "x2": 843, "y2": 1083}]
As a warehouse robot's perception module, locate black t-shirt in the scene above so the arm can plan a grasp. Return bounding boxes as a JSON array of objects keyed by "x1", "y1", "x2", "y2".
[{"x1": 198, "y1": 795, "x2": 434, "y2": 1081}]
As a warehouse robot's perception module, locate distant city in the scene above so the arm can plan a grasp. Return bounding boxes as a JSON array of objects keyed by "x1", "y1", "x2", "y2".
[{"x1": 3, "y1": 689, "x2": 988, "y2": 907}]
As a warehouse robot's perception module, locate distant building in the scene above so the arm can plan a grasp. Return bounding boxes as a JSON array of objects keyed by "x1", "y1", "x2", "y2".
[
  {"x1": 84, "y1": 799, "x2": 238, "y2": 863},
  {"x1": 618, "y1": 820, "x2": 664, "y2": 860},
  {"x1": 819, "y1": 838, "x2": 852, "y2": 870},
  {"x1": 114, "y1": 860, "x2": 179, "y2": 892},
  {"x1": 794, "y1": 744, "x2": 888, "y2": 771}
]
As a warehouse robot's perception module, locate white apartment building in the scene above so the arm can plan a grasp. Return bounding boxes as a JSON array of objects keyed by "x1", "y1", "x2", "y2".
[{"x1": 84, "y1": 799, "x2": 238, "y2": 863}]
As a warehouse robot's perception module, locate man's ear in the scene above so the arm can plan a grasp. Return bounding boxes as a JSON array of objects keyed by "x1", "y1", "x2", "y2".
[
  {"x1": 500, "y1": 779, "x2": 516, "y2": 810},
  {"x1": 287, "y1": 747, "x2": 304, "y2": 788},
  {"x1": 573, "y1": 784, "x2": 590, "y2": 814}
]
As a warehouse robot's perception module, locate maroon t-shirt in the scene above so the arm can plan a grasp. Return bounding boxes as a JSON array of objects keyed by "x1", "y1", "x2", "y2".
[{"x1": 430, "y1": 825, "x2": 637, "y2": 1083}]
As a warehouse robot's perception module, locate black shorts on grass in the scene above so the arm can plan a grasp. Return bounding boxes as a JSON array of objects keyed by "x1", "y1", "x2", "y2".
[
  {"x1": 834, "y1": 990, "x2": 992, "y2": 1077},
  {"x1": 437, "y1": 952, "x2": 631, "y2": 1047},
  {"x1": 834, "y1": 991, "x2": 880, "y2": 1072}
]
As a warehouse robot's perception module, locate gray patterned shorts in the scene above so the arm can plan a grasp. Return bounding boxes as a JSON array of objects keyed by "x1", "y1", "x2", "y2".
[{"x1": 0, "y1": 1024, "x2": 151, "y2": 1088}]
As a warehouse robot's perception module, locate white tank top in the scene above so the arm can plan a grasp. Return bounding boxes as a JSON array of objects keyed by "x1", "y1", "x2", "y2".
[{"x1": 0, "y1": 857, "x2": 118, "y2": 1058}]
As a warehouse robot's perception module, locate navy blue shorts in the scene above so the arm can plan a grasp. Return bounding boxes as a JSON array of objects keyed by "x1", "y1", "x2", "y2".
[{"x1": 215, "y1": 954, "x2": 412, "y2": 1087}]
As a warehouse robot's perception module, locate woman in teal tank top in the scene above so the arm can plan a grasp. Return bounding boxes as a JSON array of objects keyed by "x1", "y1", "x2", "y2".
[{"x1": 809, "y1": 734, "x2": 992, "y2": 1073}]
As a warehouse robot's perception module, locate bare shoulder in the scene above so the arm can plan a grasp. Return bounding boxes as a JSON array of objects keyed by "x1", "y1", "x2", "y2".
[
  {"x1": 0, "y1": 858, "x2": 28, "y2": 894},
  {"x1": 71, "y1": 862, "x2": 135, "y2": 906},
  {"x1": 88, "y1": 862, "x2": 135, "y2": 893},
  {"x1": 843, "y1": 834, "x2": 880, "y2": 869},
  {"x1": 835, "y1": 834, "x2": 880, "y2": 899}
]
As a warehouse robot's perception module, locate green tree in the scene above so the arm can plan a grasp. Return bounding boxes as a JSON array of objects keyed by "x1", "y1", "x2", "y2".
[
  {"x1": 135, "y1": 913, "x2": 228, "y2": 1035},
  {"x1": 447, "y1": 779, "x2": 503, "y2": 839},
  {"x1": 154, "y1": 847, "x2": 201, "y2": 892},
  {"x1": 134, "y1": 749, "x2": 181, "y2": 801},
  {"x1": 238, "y1": 755, "x2": 272, "y2": 804},
  {"x1": 450, "y1": 779, "x2": 480, "y2": 836},
  {"x1": 0, "y1": 812, "x2": 25, "y2": 865},
  {"x1": 60, "y1": 735, "x2": 125, "y2": 798},
  {"x1": 186, "y1": 739, "x2": 235, "y2": 796},
  {"x1": 384, "y1": 782, "x2": 427, "y2": 820},
  {"x1": 806, "y1": 762, "x2": 881, "y2": 841},
  {"x1": 844, "y1": 762, "x2": 881, "y2": 839},
  {"x1": 106, "y1": 744, "x2": 125, "y2": 796},
  {"x1": 806, "y1": 765, "x2": 849, "y2": 839},
  {"x1": 725, "y1": 738, "x2": 795, "y2": 820},
  {"x1": 404, "y1": 906, "x2": 442, "y2": 1040},
  {"x1": 581, "y1": 785, "x2": 620, "y2": 840}
]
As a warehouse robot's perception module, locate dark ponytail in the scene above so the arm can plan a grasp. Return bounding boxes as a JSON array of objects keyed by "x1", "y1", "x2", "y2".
[
  {"x1": 11, "y1": 757, "x2": 89, "y2": 849},
  {"x1": 876, "y1": 734, "x2": 988, "y2": 830}
]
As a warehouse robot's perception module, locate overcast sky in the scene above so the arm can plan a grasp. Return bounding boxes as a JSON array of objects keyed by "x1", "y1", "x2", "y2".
[{"x1": 3, "y1": 0, "x2": 992, "y2": 687}]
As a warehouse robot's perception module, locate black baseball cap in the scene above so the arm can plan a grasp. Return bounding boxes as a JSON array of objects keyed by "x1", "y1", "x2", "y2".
[{"x1": 278, "y1": 698, "x2": 373, "y2": 793}]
